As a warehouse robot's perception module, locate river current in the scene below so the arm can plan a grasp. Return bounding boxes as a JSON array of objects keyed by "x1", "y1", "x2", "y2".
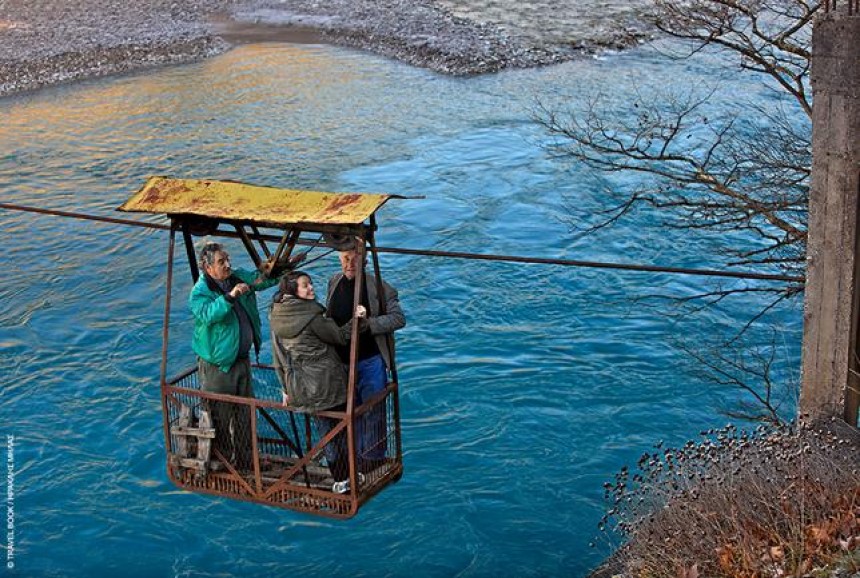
[{"x1": 0, "y1": 35, "x2": 803, "y2": 578}]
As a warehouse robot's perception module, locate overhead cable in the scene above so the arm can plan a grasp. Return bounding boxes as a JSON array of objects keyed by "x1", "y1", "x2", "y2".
[{"x1": 0, "y1": 202, "x2": 804, "y2": 284}]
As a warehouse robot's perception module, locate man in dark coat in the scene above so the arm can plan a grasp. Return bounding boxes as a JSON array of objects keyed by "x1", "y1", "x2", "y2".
[{"x1": 326, "y1": 244, "x2": 406, "y2": 470}]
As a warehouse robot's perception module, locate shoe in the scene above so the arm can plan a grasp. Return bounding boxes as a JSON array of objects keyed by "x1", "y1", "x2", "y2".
[{"x1": 331, "y1": 473, "x2": 366, "y2": 494}]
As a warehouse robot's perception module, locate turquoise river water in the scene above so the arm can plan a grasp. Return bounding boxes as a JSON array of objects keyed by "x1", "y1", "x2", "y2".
[{"x1": 0, "y1": 39, "x2": 803, "y2": 577}]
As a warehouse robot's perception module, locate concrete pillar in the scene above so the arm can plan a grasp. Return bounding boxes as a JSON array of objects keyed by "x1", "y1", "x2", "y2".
[{"x1": 800, "y1": 4, "x2": 860, "y2": 424}]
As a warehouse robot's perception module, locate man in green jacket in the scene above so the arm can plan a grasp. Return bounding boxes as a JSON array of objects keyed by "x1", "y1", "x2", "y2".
[{"x1": 189, "y1": 242, "x2": 278, "y2": 469}]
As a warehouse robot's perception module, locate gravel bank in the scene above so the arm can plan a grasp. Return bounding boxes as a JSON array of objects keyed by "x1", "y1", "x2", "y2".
[
  {"x1": 226, "y1": 0, "x2": 573, "y2": 75},
  {"x1": 0, "y1": 0, "x2": 652, "y2": 98}
]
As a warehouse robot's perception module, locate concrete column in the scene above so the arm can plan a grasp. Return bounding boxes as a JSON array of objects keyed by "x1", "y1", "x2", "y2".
[{"x1": 800, "y1": 5, "x2": 860, "y2": 424}]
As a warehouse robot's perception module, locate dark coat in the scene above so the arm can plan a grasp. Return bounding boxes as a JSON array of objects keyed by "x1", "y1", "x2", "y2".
[
  {"x1": 270, "y1": 296, "x2": 349, "y2": 412},
  {"x1": 326, "y1": 273, "x2": 406, "y2": 372}
]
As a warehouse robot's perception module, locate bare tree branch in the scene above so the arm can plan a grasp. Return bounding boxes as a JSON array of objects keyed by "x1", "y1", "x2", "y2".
[
  {"x1": 648, "y1": 0, "x2": 816, "y2": 115},
  {"x1": 535, "y1": 90, "x2": 809, "y2": 281},
  {"x1": 533, "y1": 0, "x2": 813, "y2": 422}
]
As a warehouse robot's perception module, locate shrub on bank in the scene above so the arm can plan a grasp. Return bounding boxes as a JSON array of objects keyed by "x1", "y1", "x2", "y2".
[{"x1": 597, "y1": 419, "x2": 859, "y2": 577}]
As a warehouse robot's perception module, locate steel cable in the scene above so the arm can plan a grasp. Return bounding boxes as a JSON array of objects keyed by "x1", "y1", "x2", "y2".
[{"x1": 0, "y1": 202, "x2": 804, "y2": 284}]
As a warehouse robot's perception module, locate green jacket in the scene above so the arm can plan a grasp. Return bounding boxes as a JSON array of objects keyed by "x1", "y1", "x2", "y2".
[
  {"x1": 189, "y1": 269, "x2": 278, "y2": 372},
  {"x1": 270, "y1": 296, "x2": 350, "y2": 412}
]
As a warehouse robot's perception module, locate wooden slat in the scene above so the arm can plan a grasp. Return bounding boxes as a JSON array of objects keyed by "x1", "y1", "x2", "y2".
[{"x1": 171, "y1": 426, "x2": 215, "y2": 439}]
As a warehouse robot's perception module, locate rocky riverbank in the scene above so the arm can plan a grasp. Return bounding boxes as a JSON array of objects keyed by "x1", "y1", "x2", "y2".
[{"x1": 0, "y1": 0, "x2": 652, "y2": 98}]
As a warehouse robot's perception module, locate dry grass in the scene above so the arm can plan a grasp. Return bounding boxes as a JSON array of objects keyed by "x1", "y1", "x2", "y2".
[{"x1": 597, "y1": 418, "x2": 860, "y2": 577}]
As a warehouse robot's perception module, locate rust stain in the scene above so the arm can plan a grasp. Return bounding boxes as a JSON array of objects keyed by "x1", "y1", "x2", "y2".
[
  {"x1": 139, "y1": 184, "x2": 166, "y2": 206},
  {"x1": 326, "y1": 194, "x2": 362, "y2": 214}
]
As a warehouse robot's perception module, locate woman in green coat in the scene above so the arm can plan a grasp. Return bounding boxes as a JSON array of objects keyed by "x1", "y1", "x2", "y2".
[{"x1": 270, "y1": 271, "x2": 364, "y2": 493}]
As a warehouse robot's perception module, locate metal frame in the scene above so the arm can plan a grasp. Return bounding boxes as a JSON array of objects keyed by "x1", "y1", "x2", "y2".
[{"x1": 159, "y1": 215, "x2": 403, "y2": 518}]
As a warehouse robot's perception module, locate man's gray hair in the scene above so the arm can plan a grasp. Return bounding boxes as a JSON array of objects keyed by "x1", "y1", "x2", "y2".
[{"x1": 198, "y1": 242, "x2": 225, "y2": 270}]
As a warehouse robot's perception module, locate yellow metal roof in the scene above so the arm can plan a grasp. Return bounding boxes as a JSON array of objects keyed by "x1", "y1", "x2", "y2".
[{"x1": 117, "y1": 176, "x2": 394, "y2": 226}]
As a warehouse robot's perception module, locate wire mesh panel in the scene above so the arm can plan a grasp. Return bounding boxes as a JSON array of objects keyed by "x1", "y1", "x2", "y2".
[
  {"x1": 355, "y1": 387, "x2": 401, "y2": 492},
  {"x1": 162, "y1": 364, "x2": 402, "y2": 518}
]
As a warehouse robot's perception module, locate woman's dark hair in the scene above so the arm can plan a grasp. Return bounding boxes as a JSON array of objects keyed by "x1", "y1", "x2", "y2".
[{"x1": 275, "y1": 271, "x2": 310, "y2": 302}]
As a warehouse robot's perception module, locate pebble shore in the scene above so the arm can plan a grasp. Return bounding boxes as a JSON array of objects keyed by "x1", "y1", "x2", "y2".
[{"x1": 0, "y1": 0, "x2": 651, "y2": 98}]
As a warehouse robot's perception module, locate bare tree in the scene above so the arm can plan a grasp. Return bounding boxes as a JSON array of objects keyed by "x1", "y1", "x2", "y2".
[{"x1": 535, "y1": 0, "x2": 818, "y2": 422}]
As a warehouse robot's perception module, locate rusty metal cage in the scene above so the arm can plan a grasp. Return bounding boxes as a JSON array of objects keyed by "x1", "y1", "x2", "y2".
[
  {"x1": 164, "y1": 364, "x2": 401, "y2": 518},
  {"x1": 118, "y1": 177, "x2": 407, "y2": 518}
]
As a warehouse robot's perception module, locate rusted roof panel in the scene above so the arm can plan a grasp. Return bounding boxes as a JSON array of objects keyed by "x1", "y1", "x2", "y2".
[{"x1": 117, "y1": 176, "x2": 393, "y2": 226}]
